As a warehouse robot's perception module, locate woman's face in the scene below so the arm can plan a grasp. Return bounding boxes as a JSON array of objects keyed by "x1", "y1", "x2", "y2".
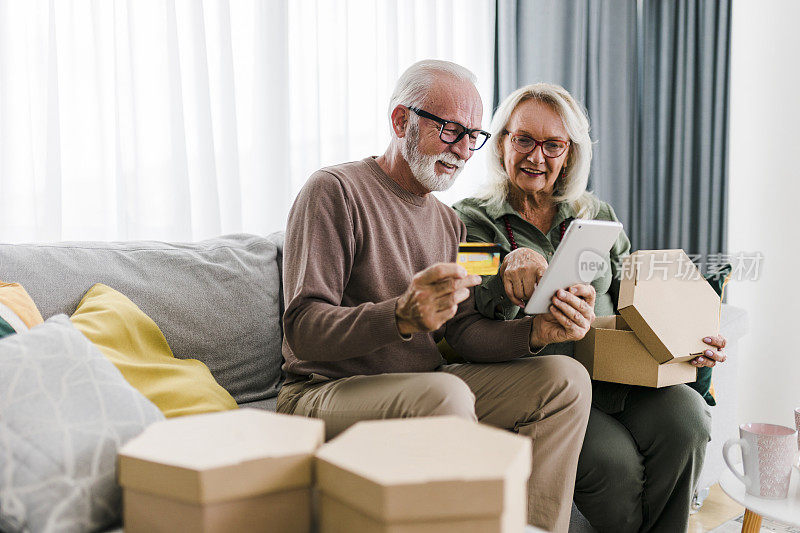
[{"x1": 501, "y1": 99, "x2": 570, "y2": 199}]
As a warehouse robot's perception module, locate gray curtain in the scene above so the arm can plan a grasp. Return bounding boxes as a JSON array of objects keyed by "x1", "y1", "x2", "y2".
[{"x1": 495, "y1": 0, "x2": 730, "y2": 263}]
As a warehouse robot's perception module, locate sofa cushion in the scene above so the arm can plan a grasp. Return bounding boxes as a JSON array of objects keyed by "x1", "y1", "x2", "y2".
[
  {"x1": 71, "y1": 283, "x2": 239, "y2": 418},
  {"x1": 0, "y1": 316, "x2": 14, "y2": 337},
  {"x1": 0, "y1": 233, "x2": 284, "y2": 404},
  {"x1": 0, "y1": 315, "x2": 164, "y2": 533},
  {"x1": 266, "y1": 231, "x2": 286, "y2": 321},
  {"x1": 238, "y1": 396, "x2": 279, "y2": 412},
  {"x1": 0, "y1": 282, "x2": 44, "y2": 331}
]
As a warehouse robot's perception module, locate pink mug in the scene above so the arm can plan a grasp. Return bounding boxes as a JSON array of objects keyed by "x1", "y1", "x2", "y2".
[
  {"x1": 723, "y1": 422, "x2": 798, "y2": 499},
  {"x1": 795, "y1": 408, "x2": 800, "y2": 447}
]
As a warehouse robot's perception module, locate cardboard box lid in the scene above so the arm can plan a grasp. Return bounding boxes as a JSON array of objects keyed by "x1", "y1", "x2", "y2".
[
  {"x1": 618, "y1": 250, "x2": 720, "y2": 364},
  {"x1": 118, "y1": 409, "x2": 324, "y2": 504},
  {"x1": 315, "y1": 416, "x2": 531, "y2": 523}
]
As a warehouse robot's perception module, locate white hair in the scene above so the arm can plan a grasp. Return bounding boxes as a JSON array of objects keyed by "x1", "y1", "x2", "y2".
[
  {"x1": 388, "y1": 59, "x2": 478, "y2": 116},
  {"x1": 476, "y1": 82, "x2": 599, "y2": 218}
]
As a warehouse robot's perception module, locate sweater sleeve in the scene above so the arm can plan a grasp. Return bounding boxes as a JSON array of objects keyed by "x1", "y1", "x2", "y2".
[
  {"x1": 282, "y1": 171, "x2": 408, "y2": 362},
  {"x1": 443, "y1": 290, "x2": 535, "y2": 363}
]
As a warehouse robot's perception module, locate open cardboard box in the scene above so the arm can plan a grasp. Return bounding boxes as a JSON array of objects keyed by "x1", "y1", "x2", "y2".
[
  {"x1": 574, "y1": 315, "x2": 698, "y2": 387},
  {"x1": 574, "y1": 249, "x2": 721, "y2": 387},
  {"x1": 118, "y1": 409, "x2": 325, "y2": 533}
]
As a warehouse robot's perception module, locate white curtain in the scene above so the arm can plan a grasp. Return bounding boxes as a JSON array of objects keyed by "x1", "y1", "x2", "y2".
[{"x1": 0, "y1": 0, "x2": 495, "y2": 243}]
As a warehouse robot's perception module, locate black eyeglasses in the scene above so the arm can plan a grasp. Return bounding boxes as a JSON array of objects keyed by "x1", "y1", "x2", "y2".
[{"x1": 407, "y1": 106, "x2": 491, "y2": 151}]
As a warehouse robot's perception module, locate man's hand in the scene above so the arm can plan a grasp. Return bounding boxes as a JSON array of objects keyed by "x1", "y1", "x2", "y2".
[
  {"x1": 396, "y1": 263, "x2": 482, "y2": 336},
  {"x1": 530, "y1": 284, "x2": 596, "y2": 348},
  {"x1": 498, "y1": 248, "x2": 549, "y2": 307}
]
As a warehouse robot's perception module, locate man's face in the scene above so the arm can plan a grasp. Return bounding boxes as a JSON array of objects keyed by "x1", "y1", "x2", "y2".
[{"x1": 401, "y1": 77, "x2": 483, "y2": 192}]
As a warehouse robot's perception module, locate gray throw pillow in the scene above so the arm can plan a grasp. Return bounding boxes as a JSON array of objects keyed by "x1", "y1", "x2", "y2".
[
  {"x1": 0, "y1": 315, "x2": 164, "y2": 533},
  {"x1": 0, "y1": 233, "x2": 284, "y2": 404}
]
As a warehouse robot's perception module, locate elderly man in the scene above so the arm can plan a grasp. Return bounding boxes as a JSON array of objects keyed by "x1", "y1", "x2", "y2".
[{"x1": 277, "y1": 59, "x2": 592, "y2": 532}]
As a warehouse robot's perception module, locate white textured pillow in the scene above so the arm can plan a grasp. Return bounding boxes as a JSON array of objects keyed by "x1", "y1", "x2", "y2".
[{"x1": 0, "y1": 315, "x2": 164, "y2": 533}]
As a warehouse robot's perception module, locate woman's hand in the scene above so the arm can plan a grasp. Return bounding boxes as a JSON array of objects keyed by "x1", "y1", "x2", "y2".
[
  {"x1": 530, "y1": 284, "x2": 596, "y2": 348},
  {"x1": 498, "y1": 248, "x2": 549, "y2": 307},
  {"x1": 691, "y1": 334, "x2": 727, "y2": 368}
]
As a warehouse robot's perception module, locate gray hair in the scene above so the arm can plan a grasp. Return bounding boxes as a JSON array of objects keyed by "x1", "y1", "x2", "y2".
[
  {"x1": 476, "y1": 82, "x2": 599, "y2": 218},
  {"x1": 388, "y1": 60, "x2": 478, "y2": 117}
]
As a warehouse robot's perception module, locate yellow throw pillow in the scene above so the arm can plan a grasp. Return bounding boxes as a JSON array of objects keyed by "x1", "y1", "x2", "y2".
[
  {"x1": 70, "y1": 283, "x2": 238, "y2": 418},
  {"x1": 0, "y1": 282, "x2": 44, "y2": 331}
]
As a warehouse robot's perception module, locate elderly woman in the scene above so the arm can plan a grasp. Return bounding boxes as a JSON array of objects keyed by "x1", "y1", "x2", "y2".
[{"x1": 453, "y1": 83, "x2": 726, "y2": 533}]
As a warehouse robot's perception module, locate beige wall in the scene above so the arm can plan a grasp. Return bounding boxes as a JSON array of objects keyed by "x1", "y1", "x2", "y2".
[{"x1": 728, "y1": 0, "x2": 800, "y2": 428}]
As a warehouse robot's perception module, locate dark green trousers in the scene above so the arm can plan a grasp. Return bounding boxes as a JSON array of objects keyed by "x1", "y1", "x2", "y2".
[{"x1": 573, "y1": 384, "x2": 712, "y2": 533}]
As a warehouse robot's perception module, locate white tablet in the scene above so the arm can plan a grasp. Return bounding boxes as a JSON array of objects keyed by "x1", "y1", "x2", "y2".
[{"x1": 523, "y1": 219, "x2": 622, "y2": 315}]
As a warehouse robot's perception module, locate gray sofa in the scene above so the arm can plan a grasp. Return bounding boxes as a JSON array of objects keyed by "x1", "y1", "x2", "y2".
[{"x1": 0, "y1": 232, "x2": 748, "y2": 532}]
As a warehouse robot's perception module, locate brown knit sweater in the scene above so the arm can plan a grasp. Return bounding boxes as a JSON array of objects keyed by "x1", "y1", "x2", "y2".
[{"x1": 281, "y1": 157, "x2": 535, "y2": 383}]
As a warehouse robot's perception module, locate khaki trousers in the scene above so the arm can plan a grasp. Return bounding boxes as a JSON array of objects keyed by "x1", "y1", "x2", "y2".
[{"x1": 277, "y1": 355, "x2": 592, "y2": 533}]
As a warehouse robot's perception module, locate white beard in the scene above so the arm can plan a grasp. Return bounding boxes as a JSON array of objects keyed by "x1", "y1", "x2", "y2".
[{"x1": 401, "y1": 121, "x2": 464, "y2": 192}]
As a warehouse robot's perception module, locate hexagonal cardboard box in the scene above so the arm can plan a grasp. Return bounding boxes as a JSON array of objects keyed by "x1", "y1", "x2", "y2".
[
  {"x1": 118, "y1": 408, "x2": 325, "y2": 533},
  {"x1": 315, "y1": 416, "x2": 532, "y2": 533},
  {"x1": 575, "y1": 249, "x2": 720, "y2": 387}
]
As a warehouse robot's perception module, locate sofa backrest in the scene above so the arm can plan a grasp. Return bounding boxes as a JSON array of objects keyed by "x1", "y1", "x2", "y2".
[
  {"x1": 0, "y1": 232, "x2": 286, "y2": 404},
  {"x1": 266, "y1": 231, "x2": 286, "y2": 328}
]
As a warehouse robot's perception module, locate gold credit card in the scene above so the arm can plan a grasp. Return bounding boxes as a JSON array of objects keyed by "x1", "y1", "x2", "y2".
[{"x1": 456, "y1": 243, "x2": 504, "y2": 276}]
